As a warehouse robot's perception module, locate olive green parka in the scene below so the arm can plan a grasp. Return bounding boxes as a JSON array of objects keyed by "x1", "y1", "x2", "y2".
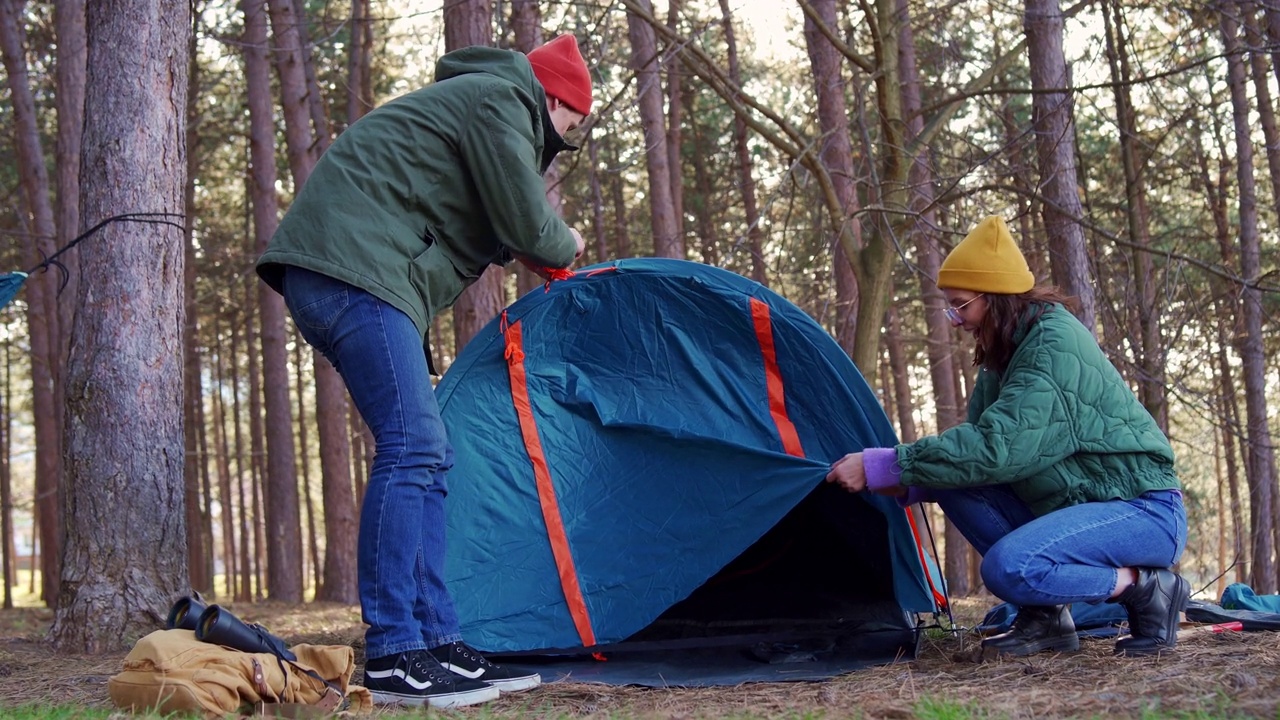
[{"x1": 256, "y1": 46, "x2": 578, "y2": 341}]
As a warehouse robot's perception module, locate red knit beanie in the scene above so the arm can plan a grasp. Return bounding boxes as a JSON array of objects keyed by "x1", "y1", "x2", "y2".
[{"x1": 527, "y1": 35, "x2": 593, "y2": 116}]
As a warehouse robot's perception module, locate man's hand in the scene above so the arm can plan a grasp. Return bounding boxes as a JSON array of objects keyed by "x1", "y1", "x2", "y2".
[
  {"x1": 513, "y1": 228, "x2": 584, "y2": 279},
  {"x1": 516, "y1": 255, "x2": 553, "y2": 279},
  {"x1": 825, "y1": 452, "x2": 866, "y2": 493}
]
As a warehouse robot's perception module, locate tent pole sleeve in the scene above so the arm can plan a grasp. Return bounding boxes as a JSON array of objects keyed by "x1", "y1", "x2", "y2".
[{"x1": 504, "y1": 319, "x2": 598, "y2": 647}]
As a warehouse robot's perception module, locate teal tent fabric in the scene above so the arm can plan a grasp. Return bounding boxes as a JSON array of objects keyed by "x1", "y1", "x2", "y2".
[
  {"x1": 1222, "y1": 582, "x2": 1280, "y2": 613},
  {"x1": 0, "y1": 272, "x2": 27, "y2": 310},
  {"x1": 437, "y1": 258, "x2": 941, "y2": 662}
]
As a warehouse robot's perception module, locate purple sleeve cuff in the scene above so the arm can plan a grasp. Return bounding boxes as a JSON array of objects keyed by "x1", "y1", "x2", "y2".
[
  {"x1": 898, "y1": 485, "x2": 930, "y2": 508},
  {"x1": 863, "y1": 448, "x2": 903, "y2": 492},
  {"x1": 863, "y1": 447, "x2": 929, "y2": 508}
]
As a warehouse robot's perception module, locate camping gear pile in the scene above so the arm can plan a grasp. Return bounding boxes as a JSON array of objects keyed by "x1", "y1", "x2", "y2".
[{"x1": 108, "y1": 594, "x2": 370, "y2": 716}]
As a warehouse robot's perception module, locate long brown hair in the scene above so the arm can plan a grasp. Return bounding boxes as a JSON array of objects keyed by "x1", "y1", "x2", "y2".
[{"x1": 972, "y1": 286, "x2": 1078, "y2": 374}]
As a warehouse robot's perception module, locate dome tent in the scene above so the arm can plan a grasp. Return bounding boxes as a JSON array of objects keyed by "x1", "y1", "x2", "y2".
[{"x1": 438, "y1": 258, "x2": 944, "y2": 686}]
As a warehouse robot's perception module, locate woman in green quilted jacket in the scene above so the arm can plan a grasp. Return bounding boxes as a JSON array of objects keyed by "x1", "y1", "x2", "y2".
[{"x1": 826, "y1": 215, "x2": 1189, "y2": 658}]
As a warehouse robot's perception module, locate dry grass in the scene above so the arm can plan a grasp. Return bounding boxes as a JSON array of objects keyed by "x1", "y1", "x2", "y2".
[{"x1": 0, "y1": 597, "x2": 1277, "y2": 718}]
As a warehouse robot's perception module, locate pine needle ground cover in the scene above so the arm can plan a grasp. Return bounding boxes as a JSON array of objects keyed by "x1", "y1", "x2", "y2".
[{"x1": 0, "y1": 598, "x2": 1275, "y2": 719}]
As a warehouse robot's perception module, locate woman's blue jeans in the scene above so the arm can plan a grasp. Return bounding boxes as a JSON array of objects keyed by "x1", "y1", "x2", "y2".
[
  {"x1": 936, "y1": 485, "x2": 1187, "y2": 606},
  {"x1": 282, "y1": 266, "x2": 462, "y2": 660}
]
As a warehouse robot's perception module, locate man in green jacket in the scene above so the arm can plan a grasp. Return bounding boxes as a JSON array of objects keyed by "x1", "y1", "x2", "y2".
[
  {"x1": 256, "y1": 35, "x2": 591, "y2": 709},
  {"x1": 826, "y1": 216, "x2": 1189, "y2": 659}
]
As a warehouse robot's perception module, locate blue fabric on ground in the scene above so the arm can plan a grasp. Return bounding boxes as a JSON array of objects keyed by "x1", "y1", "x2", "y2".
[
  {"x1": 1221, "y1": 583, "x2": 1280, "y2": 613},
  {"x1": 986, "y1": 584, "x2": 1280, "y2": 638},
  {"x1": 979, "y1": 601, "x2": 1129, "y2": 638},
  {"x1": 1182, "y1": 584, "x2": 1280, "y2": 632}
]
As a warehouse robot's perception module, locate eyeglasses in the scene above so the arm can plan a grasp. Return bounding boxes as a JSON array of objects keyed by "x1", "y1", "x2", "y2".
[{"x1": 944, "y1": 294, "x2": 983, "y2": 326}]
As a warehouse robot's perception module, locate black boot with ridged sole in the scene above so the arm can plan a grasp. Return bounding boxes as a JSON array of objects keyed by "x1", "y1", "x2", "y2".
[
  {"x1": 981, "y1": 605, "x2": 1080, "y2": 657},
  {"x1": 1114, "y1": 568, "x2": 1189, "y2": 657}
]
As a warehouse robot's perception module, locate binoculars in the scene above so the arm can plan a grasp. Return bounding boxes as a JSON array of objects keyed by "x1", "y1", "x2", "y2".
[{"x1": 165, "y1": 593, "x2": 297, "y2": 661}]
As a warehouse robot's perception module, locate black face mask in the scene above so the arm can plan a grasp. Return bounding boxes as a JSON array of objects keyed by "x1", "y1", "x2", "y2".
[{"x1": 539, "y1": 101, "x2": 578, "y2": 174}]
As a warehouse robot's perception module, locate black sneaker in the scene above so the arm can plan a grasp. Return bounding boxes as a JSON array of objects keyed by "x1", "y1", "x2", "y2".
[
  {"x1": 429, "y1": 640, "x2": 541, "y2": 693},
  {"x1": 362, "y1": 649, "x2": 499, "y2": 708}
]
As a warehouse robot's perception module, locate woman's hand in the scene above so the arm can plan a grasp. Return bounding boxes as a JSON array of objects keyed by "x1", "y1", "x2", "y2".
[{"x1": 825, "y1": 453, "x2": 867, "y2": 493}]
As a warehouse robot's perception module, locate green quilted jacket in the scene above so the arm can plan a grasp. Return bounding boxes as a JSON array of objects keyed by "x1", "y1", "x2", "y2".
[
  {"x1": 256, "y1": 46, "x2": 578, "y2": 339},
  {"x1": 897, "y1": 304, "x2": 1180, "y2": 516}
]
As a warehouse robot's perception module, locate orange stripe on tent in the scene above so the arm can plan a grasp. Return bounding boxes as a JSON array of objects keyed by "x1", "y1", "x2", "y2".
[
  {"x1": 503, "y1": 320, "x2": 597, "y2": 647},
  {"x1": 748, "y1": 301, "x2": 945, "y2": 611},
  {"x1": 904, "y1": 507, "x2": 948, "y2": 609},
  {"x1": 749, "y1": 298, "x2": 804, "y2": 458}
]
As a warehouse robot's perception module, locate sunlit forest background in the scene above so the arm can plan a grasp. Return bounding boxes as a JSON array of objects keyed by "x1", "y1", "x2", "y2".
[{"x1": 1, "y1": 0, "x2": 1278, "y2": 649}]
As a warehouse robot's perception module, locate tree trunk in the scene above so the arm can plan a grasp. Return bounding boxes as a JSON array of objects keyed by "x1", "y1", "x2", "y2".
[
  {"x1": 1244, "y1": 6, "x2": 1280, "y2": 217},
  {"x1": 446, "y1": 0, "x2": 506, "y2": 351},
  {"x1": 268, "y1": 0, "x2": 322, "y2": 172},
  {"x1": 610, "y1": 140, "x2": 632, "y2": 258},
  {"x1": 245, "y1": 0, "x2": 303, "y2": 603},
  {"x1": 293, "y1": 340, "x2": 323, "y2": 594},
  {"x1": 718, "y1": 0, "x2": 766, "y2": 285},
  {"x1": 682, "y1": 77, "x2": 718, "y2": 265},
  {"x1": 345, "y1": 0, "x2": 371, "y2": 130},
  {"x1": 228, "y1": 311, "x2": 254, "y2": 595},
  {"x1": 1, "y1": 339, "x2": 12, "y2": 607},
  {"x1": 1102, "y1": 0, "x2": 1166, "y2": 429},
  {"x1": 0, "y1": 0, "x2": 63, "y2": 608},
  {"x1": 53, "y1": 2, "x2": 84, "y2": 527},
  {"x1": 893, "y1": 0, "x2": 973, "y2": 592},
  {"x1": 315, "y1": 376, "x2": 358, "y2": 602},
  {"x1": 217, "y1": 319, "x2": 246, "y2": 599},
  {"x1": 627, "y1": 0, "x2": 681, "y2": 258},
  {"x1": 1198, "y1": 100, "x2": 1248, "y2": 586},
  {"x1": 182, "y1": 17, "x2": 210, "y2": 595},
  {"x1": 510, "y1": 0, "x2": 559, "y2": 296},
  {"x1": 588, "y1": 138, "x2": 608, "y2": 263},
  {"x1": 1221, "y1": 0, "x2": 1277, "y2": 592},
  {"x1": 1215, "y1": 315, "x2": 1246, "y2": 584},
  {"x1": 52, "y1": 0, "x2": 190, "y2": 651},
  {"x1": 234, "y1": 347, "x2": 253, "y2": 602},
  {"x1": 265, "y1": 0, "x2": 325, "y2": 602},
  {"x1": 275, "y1": 0, "x2": 363, "y2": 603},
  {"x1": 195, "y1": 344, "x2": 227, "y2": 599},
  {"x1": 1024, "y1": 0, "x2": 1096, "y2": 330},
  {"x1": 802, "y1": 0, "x2": 863, "y2": 360},
  {"x1": 883, "y1": 306, "x2": 917, "y2": 444},
  {"x1": 302, "y1": 462, "x2": 319, "y2": 596},
  {"x1": 1263, "y1": 0, "x2": 1280, "y2": 91},
  {"x1": 994, "y1": 28, "x2": 1044, "y2": 280},
  {"x1": 666, "y1": 0, "x2": 685, "y2": 247}
]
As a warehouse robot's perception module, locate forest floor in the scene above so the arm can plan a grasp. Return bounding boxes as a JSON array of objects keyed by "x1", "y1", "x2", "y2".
[{"x1": 0, "y1": 595, "x2": 1277, "y2": 718}]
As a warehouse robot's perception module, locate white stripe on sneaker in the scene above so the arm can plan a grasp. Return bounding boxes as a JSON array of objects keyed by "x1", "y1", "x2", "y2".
[
  {"x1": 439, "y1": 662, "x2": 486, "y2": 680},
  {"x1": 365, "y1": 667, "x2": 435, "y2": 691}
]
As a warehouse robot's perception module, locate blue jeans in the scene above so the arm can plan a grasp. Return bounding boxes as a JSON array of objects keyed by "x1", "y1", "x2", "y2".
[
  {"x1": 281, "y1": 266, "x2": 462, "y2": 659},
  {"x1": 936, "y1": 485, "x2": 1187, "y2": 606}
]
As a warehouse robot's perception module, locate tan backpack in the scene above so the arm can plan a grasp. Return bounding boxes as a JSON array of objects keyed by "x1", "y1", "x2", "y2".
[{"x1": 108, "y1": 629, "x2": 372, "y2": 717}]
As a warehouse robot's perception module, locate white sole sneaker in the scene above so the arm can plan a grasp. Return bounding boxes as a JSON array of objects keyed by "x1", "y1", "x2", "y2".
[
  {"x1": 370, "y1": 684, "x2": 500, "y2": 709},
  {"x1": 484, "y1": 673, "x2": 542, "y2": 693}
]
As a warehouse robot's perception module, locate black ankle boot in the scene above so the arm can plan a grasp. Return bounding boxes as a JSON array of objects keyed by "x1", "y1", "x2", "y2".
[
  {"x1": 1113, "y1": 568, "x2": 1189, "y2": 656},
  {"x1": 981, "y1": 605, "x2": 1079, "y2": 656}
]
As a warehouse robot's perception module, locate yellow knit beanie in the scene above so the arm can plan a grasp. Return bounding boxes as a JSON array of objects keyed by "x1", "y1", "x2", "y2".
[{"x1": 936, "y1": 216, "x2": 1035, "y2": 294}]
